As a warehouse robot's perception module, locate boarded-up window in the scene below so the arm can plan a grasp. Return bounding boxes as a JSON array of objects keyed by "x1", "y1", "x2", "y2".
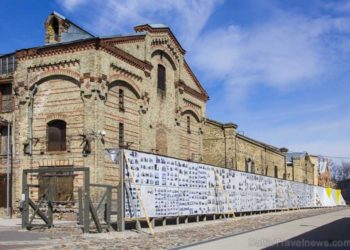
[
  {"x1": 0, "y1": 84, "x2": 12, "y2": 112},
  {"x1": 245, "y1": 159, "x2": 252, "y2": 173},
  {"x1": 119, "y1": 89, "x2": 125, "y2": 111},
  {"x1": 47, "y1": 120, "x2": 66, "y2": 151},
  {"x1": 157, "y1": 64, "x2": 166, "y2": 92},
  {"x1": 0, "y1": 174, "x2": 6, "y2": 207},
  {"x1": 0, "y1": 126, "x2": 9, "y2": 155},
  {"x1": 251, "y1": 162, "x2": 255, "y2": 173},
  {"x1": 275, "y1": 166, "x2": 278, "y2": 178},
  {"x1": 39, "y1": 170, "x2": 74, "y2": 202},
  {"x1": 119, "y1": 122, "x2": 124, "y2": 148}
]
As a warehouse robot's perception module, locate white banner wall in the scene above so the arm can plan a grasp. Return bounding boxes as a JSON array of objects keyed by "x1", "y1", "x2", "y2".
[{"x1": 119, "y1": 150, "x2": 346, "y2": 219}]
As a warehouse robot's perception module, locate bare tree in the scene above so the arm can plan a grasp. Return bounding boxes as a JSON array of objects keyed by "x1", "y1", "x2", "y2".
[{"x1": 330, "y1": 160, "x2": 350, "y2": 181}]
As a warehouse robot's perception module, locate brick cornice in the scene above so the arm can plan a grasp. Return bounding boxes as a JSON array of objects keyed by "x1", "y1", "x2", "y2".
[
  {"x1": 134, "y1": 24, "x2": 186, "y2": 55},
  {"x1": 100, "y1": 41, "x2": 153, "y2": 72},
  {"x1": 183, "y1": 60, "x2": 208, "y2": 100},
  {"x1": 27, "y1": 59, "x2": 80, "y2": 73},
  {"x1": 101, "y1": 35, "x2": 146, "y2": 45},
  {"x1": 110, "y1": 63, "x2": 143, "y2": 82},
  {"x1": 175, "y1": 80, "x2": 208, "y2": 102},
  {"x1": 183, "y1": 98, "x2": 202, "y2": 110},
  {"x1": 28, "y1": 68, "x2": 81, "y2": 88},
  {"x1": 15, "y1": 38, "x2": 98, "y2": 60},
  {"x1": 205, "y1": 118, "x2": 238, "y2": 130},
  {"x1": 15, "y1": 38, "x2": 153, "y2": 74},
  {"x1": 236, "y1": 134, "x2": 285, "y2": 156}
]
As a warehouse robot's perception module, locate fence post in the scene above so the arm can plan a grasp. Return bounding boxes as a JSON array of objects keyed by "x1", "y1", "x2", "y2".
[
  {"x1": 21, "y1": 170, "x2": 29, "y2": 229},
  {"x1": 83, "y1": 168, "x2": 90, "y2": 233},
  {"x1": 106, "y1": 186, "x2": 112, "y2": 228},
  {"x1": 117, "y1": 149, "x2": 125, "y2": 231},
  {"x1": 78, "y1": 188, "x2": 83, "y2": 225}
]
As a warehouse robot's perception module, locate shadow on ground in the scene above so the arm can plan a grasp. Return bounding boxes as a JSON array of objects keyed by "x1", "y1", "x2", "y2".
[{"x1": 264, "y1": 218, "x2": 350, "y2": 250}]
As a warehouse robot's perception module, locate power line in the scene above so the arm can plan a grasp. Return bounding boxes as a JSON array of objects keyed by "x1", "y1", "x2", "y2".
[
  {"x1": 288, "y1": 151, "x2": 350, "y2": 160},
  {"x1": 318, "y1": 155, "x2": 350, "y2": 160}
]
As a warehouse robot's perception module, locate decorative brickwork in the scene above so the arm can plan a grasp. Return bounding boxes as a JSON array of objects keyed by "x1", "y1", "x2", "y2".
[{"x1": 1, "y1": 12, "x2": 208, "y2": 207}]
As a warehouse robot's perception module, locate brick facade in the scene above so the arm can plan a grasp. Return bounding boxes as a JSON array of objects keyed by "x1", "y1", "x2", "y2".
[
  {"x1": 0, "y1": 13, "x2": 208, "y2": 210},
  {"x1": 287, "y1": 152, "x2": 315, "y2": 185},
  {"x1": 0, "y1": 12, "x2": 316, "y2": 214},
  {"x1": 203, "y1": 119, "x2": 287, "y2": 179}
]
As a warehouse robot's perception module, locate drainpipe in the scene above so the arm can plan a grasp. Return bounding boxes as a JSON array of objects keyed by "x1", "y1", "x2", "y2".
[
  {"x1": 6, "y1": 122, "x2": 11, "y2": 217},
  {"x1": 28, "y1": 85, "x2": 37, "y2": 155}
]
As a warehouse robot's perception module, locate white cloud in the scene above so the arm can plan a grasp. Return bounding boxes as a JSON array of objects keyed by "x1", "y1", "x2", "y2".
[
  {"x1": 57, "y1": 0, "x2": 221, "y2": 48},
  {"x1": 248, "y1": 115, "x2": 350, "y2": 156},
  {"x1": 324, "y1": 0, "x2": 350, "y2": 13},
  {"x1": 191, "y1": 13, "x2": 350, "y2": 91},
  {"x1": 55, "y1": 0, "x2": 350, "y2": 157},
  {"x1": 60, "y1": 0, "x2": 87, "y2": 11}
]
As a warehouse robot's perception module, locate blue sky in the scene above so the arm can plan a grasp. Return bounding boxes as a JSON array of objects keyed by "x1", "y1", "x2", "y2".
[{"x1": 1, "y1": 0, "x2": 350, "y2": 158}]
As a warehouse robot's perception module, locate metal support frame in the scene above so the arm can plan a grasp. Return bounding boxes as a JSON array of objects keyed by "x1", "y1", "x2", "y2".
[
  {"x1": 22, "y1": 166, "x2": 118, "y2": 233},
  {"x1": 89, "y1": 183, "x2": 117, "y2": 232}
]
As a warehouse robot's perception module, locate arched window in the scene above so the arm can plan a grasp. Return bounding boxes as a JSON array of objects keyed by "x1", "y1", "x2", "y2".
[
  {"x1": 47, "y1": 120, "x2": 66, "y2": 151},
  {"x1": 50, "y1": 17, "x2": 59, "y2": 41},
  {"x1": 157, "y1": 64, "x2": 166, "y2": 92},
  {"x1": 187, "y1": 116, "x2": 191, "y2": 134},
  {"x1": 245, "y1": 158, "x2": 252, "y2": 172},
  {"x1": 251, "y1": 161, "x2": 255, "y2": 173},
  {"x1": 274, "y1": 166, "x2": 278, "y2": 178},
  {"x1": 119, "y1": 88, "x2": 125, "y2": 111},
  {"x1": 119, "y1": 122, "x2": 124, "y2": 148}
]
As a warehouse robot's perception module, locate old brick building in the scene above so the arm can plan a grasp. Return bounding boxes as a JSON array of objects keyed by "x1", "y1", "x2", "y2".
[
  {"x1": 1, "y1": 12, "x2": 313, "y2": 215},
  {"x1": 287, "y1": 152, "x2": 315, "y2": 185},
  {"x1": 203, "y1": 119, "x2": 287, "y2": 179},
  {"x1": 310, "y1": 155, "x2": 333, "y2": 187},
  {"x1": 0, "y1": 12, "x2": 208, "y2": 213}
]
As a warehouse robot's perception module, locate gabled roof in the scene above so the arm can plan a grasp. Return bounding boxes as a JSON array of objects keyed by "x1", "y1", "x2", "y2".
[
  {"x1": 8, "y1": 12, "x2": 209, "y2": 101},
  {"x1": 134, "y1": 24, "x2": 186, "y2": 54},
  {"x1": 47, "y1": 11, "x2": 94, "y2": 44},
  {"x1": 51, "y1": 11, "x2": 95, "y2": 37},
  {"x1": 237, "y1": 133, "x2": 285, "y2": 156},
  {"x1": 184, "y1": 60, "x2": 208, "y2": 100},
  {"x1": 205, "y1": 118, "x2": 285, "y2": 156},
  {"x1": 287, "y1": 152, "x2": 308, "y2": 163}
]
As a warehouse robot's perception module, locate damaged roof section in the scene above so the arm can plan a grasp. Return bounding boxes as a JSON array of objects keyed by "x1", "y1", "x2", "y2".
[{"x1": 45, "y1": 11, "x2": 94, "y2": 45}]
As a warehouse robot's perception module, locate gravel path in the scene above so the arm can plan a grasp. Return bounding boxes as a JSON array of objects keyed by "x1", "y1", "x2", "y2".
[{"x1": 1, "y1": 207, "x2": 347, "y2": 250}]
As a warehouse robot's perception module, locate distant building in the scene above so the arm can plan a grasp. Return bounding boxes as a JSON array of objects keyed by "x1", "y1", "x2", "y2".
[
  {"x1": 287, "y1": 152, "x2": 315, "y2": 184},
  {"x1": 203, "y1": 119, "x2": 287, "y2": 179},
  {"x1": 310, "y1": 155, "x2": 333, "y2": 187}
]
